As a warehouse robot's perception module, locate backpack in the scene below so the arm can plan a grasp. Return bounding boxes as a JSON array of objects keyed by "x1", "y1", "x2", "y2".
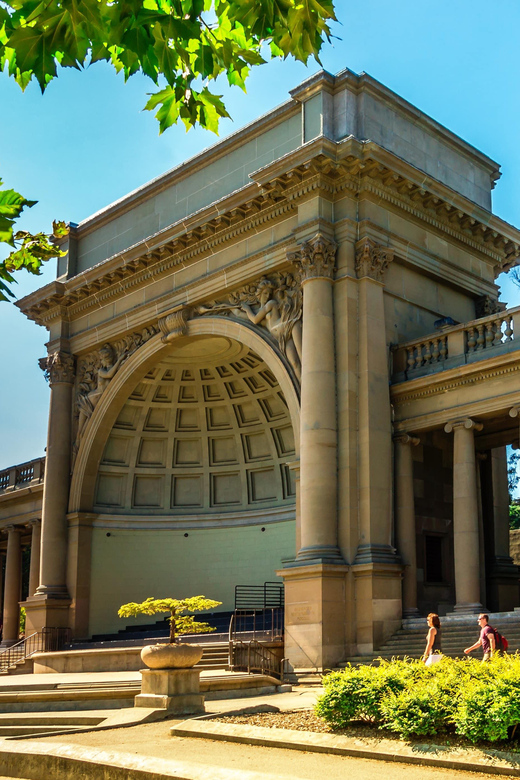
[{"x1": 494, "y1": 629, "x2": 509, "y2": 652}]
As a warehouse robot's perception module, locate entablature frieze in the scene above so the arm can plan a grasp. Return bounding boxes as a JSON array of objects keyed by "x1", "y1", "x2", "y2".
[
  {"x1": 18, "y1": 137, "x2": 520, "y2": 328},
  {"x1": 66, "y1": 233, "x2": 297, "y2": 355},
  {"x1": 391, "y1": 350, "x2": 520, "y2": 436}
]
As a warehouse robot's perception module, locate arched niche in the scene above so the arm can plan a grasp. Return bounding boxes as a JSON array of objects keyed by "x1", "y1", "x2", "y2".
[{"x1": 69, "y1": 316, "x2": 300, "y2": 513}]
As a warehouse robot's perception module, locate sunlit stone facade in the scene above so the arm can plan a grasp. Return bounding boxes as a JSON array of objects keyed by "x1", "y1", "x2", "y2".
[{"x1": 1, "y1": 67, "x2": 520, "y2": 666}]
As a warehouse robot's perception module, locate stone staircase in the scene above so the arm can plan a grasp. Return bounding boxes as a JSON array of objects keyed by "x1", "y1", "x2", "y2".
[
  {"x1": 195, "y1": 642, "x2": 230, "y2": 671},
  {"x1": 343, "y1": 610, "x2": 520, "y2": 666}
]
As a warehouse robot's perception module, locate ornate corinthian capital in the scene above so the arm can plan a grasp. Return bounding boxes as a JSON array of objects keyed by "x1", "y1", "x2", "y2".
[
  {"x1": 355, "y1": 237, "x2": 394, "y2": 282},
  {"x1": 288, "y1": 233, "x2": 337, "y2": 282},
  {"x1": 39, "y1": 351, "x2": 75, "y2": 385},
  {"x1": 158, "y1": 306, "x2": 191, "y2": 343}
]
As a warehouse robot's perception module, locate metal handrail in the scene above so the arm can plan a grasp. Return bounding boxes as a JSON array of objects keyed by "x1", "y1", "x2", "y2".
[
  {"x1": 230, "y1": 638, "x2": 284, "y2": 680},
  {"x1": 0, "y1": 627, "x2": 72, "y2": 672}
]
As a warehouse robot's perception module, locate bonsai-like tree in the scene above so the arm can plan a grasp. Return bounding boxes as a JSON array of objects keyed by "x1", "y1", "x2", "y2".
[{"x1": 118, "y1": 596, "x2": 222, "y2": 644}]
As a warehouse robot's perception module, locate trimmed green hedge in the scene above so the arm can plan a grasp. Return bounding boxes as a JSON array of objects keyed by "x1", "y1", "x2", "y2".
[{"x1": 315, "y1": 655, "x2": 520, "y2": 742}]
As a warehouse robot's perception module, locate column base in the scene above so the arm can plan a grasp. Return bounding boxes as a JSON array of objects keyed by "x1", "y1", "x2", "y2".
[
  {"x1": 135, "y1": 668, "x2": 205, "y2": 715},
  {"x1": 450, "y1": 602, "x2": 483, "y2": 615},
  {"x1": 353, "y1": 544, "x2": 401, "y2": 565},
  {"x1": 288, "y1": 545, "x2": 345, "y2": 566},
  {"x1": 277, "y1": 563, "x2": 349, "y2": 670},
  {"x1": 34, "y1": 585, "x2": 70, "y2": 598},
  {"x1": 402, "y1": 607, "x2": 421, "y2": 618},
  {"x1": 22, "y1": 594, "x2": 72, "y2": 636}
]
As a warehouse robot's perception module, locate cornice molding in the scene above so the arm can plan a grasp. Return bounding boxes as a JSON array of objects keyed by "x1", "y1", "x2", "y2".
[
  {"x1": 391, "y1": 351, "x2": 520, "y2": 405},
  {"x1": 18, "y1": 138, "x2": 520, "y2": 327}
]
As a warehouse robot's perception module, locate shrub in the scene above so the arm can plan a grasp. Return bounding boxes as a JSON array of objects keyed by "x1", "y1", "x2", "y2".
[
  {"x1": 315, "y1": 655, "x2": 520, "y2": 743},
  {"x1": 380, "y1": 682, "x2": 449, "y2": 738},
  {"x1": 315, "y1": 660, "x2": 413, "y2": 728}
]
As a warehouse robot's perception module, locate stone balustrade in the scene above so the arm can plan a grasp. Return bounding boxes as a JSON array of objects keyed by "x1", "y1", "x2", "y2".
[
  {"x1": 0, "y1": 458, "x2": 45, "y2": 493},
  {"x1": 392, "y1": 306, "x2": 520, "y2": 381}
]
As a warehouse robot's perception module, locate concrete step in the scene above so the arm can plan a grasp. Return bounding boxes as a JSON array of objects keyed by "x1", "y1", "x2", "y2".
[{"x1": 0, "y1": 714, "x2": 104, "y2": 726}]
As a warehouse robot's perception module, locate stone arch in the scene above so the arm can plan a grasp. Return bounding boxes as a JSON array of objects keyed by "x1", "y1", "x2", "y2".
[{"x1": 69, "y1": 316, "x2": 300, "y2": 513}]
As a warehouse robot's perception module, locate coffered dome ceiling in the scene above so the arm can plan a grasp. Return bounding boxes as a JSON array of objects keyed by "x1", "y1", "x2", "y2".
[{"x1": 94, "y1": 338, "x2": 296, "y2": 517}]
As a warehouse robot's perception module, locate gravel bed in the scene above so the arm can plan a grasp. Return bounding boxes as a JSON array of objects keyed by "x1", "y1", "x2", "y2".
[{"x1": 212, "y1": 710, "x2": 520, "y2": 752}]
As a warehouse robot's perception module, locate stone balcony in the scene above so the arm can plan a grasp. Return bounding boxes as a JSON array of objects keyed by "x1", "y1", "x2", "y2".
[
  {"x1": 392, "y1": 306, "x2": 520, "y2": 384},
  {"x1": 391, "y1": 305, "x2": 520, "y2": 442},
  {"x1": 0, "y1": 458, "x2": 45, "y2": 495}
]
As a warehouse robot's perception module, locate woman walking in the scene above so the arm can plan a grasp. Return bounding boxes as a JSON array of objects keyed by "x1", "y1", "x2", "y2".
[{"x1": 422, "y1": 613, "x2": 442, "y2": 666}]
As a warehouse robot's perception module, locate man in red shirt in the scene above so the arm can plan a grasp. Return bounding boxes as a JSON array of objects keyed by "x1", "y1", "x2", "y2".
[{"x1": 464, "y1": 614, "x2": 496, "y2": 662}]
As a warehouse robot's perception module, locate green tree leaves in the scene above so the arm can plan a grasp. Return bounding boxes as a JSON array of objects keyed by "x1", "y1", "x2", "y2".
[
  {"x1": 0, "y1": 1, "x2": 336, "y2": 299},
  {"x1": 0, "y1": 0, "x2": 337, "y2": 134},
  {"x1": 0, "y1": 179, "x2": 67, "y2": 301},
  {"x1": 118, "y1": 595, "x2": 223, "y2": 642}
]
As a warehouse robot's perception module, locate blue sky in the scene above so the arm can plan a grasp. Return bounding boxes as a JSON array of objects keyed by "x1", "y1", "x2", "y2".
[{"x1": 1, "y1": 0, "x2": 520, "y2": 468}]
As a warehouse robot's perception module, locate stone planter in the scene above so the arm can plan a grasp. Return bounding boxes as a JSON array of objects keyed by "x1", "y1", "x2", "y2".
[{"x1": 140, "y1": 642, "x2": 203, "y2": 670}]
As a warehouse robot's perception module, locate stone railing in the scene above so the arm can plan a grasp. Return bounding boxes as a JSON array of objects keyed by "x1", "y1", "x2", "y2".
[
  {"x1": 392, "y1": 306, "x2": 520, "y2": 381},
  {"x1": 0, "y1": 457, "x2": 45, "y2": 493}
]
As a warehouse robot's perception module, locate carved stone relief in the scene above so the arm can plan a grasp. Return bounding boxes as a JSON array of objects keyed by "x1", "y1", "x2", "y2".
[
  {"x1": 288, "y1": 233, "x2": 337, "y2": 282},
  {"x1": 195, "y1": 272, "x2": 303, "y2": 381},
  {"x1": 74, "y1": 326, "x2": 158, "y2": 447},
  {"x1": 355, "y1": 237, "x2": 394, "y2": 282},
  {"x1": 158, "y1": 307, "x2": 191, "y2": 343},
  {"x1": 475, "y1": 294, "x2": 503, "y2": 319}
]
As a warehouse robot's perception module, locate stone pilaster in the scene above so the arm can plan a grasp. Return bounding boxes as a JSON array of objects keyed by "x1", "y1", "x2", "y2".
[
  {"x1": 444, "y1": 418, "x2": 484, "y2": 613},
  {"x1": 28, "y1": 520, "x2": 41, "y2": 599},
  {"x1": 354, "y1": 237, "x2": 396, "y2": 564},
  {"x1": 352, "y1": 238, "x2": 401, "y2": 653},
  {"x1": 1, "y1": 526, "x2": 22, "y2": 646},
  {"x1": 394, "y1": 434, "x2": 420, "y2": 617},
  {"x1": 24, "y1": 351, "x2": 74, "y2": 636}
]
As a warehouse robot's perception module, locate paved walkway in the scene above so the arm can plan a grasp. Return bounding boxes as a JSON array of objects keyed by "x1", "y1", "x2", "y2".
[
  {"x1": 0, "y1": 676, "x2": 514, "y2": 778},
  {"x1": 33, "y1": 715, "x2": 511, "y2": 779}
]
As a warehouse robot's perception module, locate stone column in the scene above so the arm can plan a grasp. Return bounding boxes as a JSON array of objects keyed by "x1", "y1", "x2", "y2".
[
  {"x1": 2, "y1": 526, "x2": 22, "y2": 646},
  {"x1": 28, "y1": 520, "x2": 41, "y2": 599},
  {"x1": 488, "y1": 445, "x2": 519, "y2": 611},
  {"x1": 291, "y1": 233, "x2": 342, "y2": 564},
  {"x1": 444, "y1": 418, "x2": 483, "y2": 613},
  {"x1": 24, "y1": 351, "x2": 74, "y2": 635},
  {"x1": 394, "y1": 434, "x2": 420, "y2": 617},
  {"x1": 280, "y1": 233, "x2": 347, "y2": 671}
]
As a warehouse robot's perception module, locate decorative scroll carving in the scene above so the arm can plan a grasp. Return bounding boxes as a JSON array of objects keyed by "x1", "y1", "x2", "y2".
[
  {"x1": 288, "y1": 233, "x2": 337, "y2": 282},
  {"x1": 475, "y1": 294, "x2": 502, "y2": 319},
  {"x1": 444, "y1": 418, "x2": 483, "y2": 434},
  {"x1": 158, "y1": 307, "x2": 191, "y2": 343},
  {"x1": 75, "y1": 326, "x2": 158, "y2": 444},
  {"x1": 39, "y1": 351, "x2": 75, "y2": 385},
  {"x1": 355, "y1": 237, "x2": 394, "y2": 282},
  {"x1": 196, "y1": 272, "x2": 302, "y2": 381},
  {"x1": 393, "y1": 434, "x2": 420, "y2": 447}
]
